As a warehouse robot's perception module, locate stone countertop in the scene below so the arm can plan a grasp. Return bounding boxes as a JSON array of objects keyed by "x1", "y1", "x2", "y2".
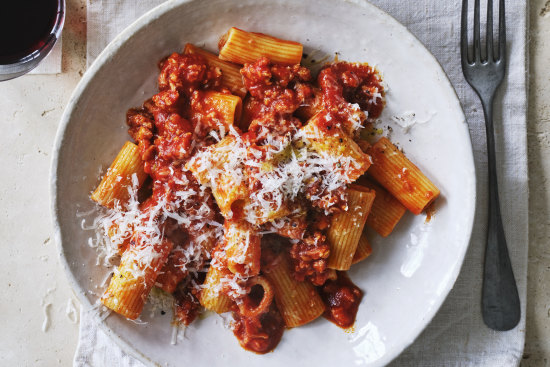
[
  {"x1": 0, "y1": 0, "x2": 547, "y2": 366},
  {"x1": 0, "y1": 0, "x2": 86, "y2": 366}
]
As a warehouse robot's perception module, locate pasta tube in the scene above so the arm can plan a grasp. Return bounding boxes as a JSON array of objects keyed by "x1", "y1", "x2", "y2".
[
  {"x1": 218, "y1": 27, "x2": 303, "y2": 65},
  {"x1": 327, "y1": 185, "x2": 375, "y2": 270},
  {"x1": 91, "y1": 141, "x2": 147, "y2": 208},
  {"x1": 300, "y1": 111, "x2": 372, "y2": 182},
  {"x1": 368, "y1": 137, "x2": 440, "y2": 215},
  {"x1": 186, "y1": 136, "x2": 248, "y2": 218},
  {"x1": 357, "y1": 176, "x2": 407, "y2": 237},
  {"x1": 184, "y1": 43, "x2": 247, "y2": 98},
  {"x1": 198, "y1": 91, "x2": 243, "y2": 129},
  {"x1": 262, "y1": 243, "x2": 324, "y2": 327},
  {"x1": 352, "y1": 232, "x2": 373, "y2": 265},
  {"x1": 224, "y1": 220, "x2": 261, "y2": 277},
  {"x1": 101, "y1": 236, "x2": 173, "y2": 319},
  {"x1": 237, "y1": 276, "x2": 274, "y2": 318},
  {"x1": 199, "y1": 263, "x2": 234, "y2": 314}
]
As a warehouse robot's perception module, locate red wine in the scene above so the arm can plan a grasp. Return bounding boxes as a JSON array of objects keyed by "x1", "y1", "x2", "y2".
[{"x1": 0, "y1": 0, "x2": 62, "y2": 64}]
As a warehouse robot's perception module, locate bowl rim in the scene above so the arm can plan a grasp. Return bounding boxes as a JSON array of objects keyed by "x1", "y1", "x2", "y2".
[{"x1": 50, "y1": 0, "x2": 477, "y2": 365}]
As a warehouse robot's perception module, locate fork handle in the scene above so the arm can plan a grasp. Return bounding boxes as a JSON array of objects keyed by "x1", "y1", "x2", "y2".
[{"x1": 480, "y1": 98, "x2": 521, "y2": 331}]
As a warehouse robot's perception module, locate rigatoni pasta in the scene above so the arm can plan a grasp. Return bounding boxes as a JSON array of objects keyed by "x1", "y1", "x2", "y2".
[
  {"x1": 218, "y1": 27, "x2": 303, "y2": 65},
  {"x1": 87, "y1": 27, "x2": 440, "y2": 354},
  {"x1": 352, "y1": 233, "x2": 373, "y2": 265},
  {"x1": 368, "y1": 137, "x2": 440, "y2": 215},
  {"x1": 185, "y1": 135, "x2": 249, "y2": 218},
  {"x1": 197, "y1": 91, "x2": 243, "y2": 128},
  {"x1": 262, "y1": 242, "x2": 325, "y2": 327},
  {"x1": 183, "y1": 43, "x2": 247, "y2": 98},
  {"x1": 198, "y1": 257, "x2": 235, "y2": 313},
  {"x1": 224, "y1": 220, "x2": 261, "y2": 277},
  {"x1": 300, "y1": 111, "x2": 372, "y2": 183},
  {"x1": 327, "y1": 185, "x2": 376, "y2": 270},
  {"x1": 101, "y1": 236, "x2": 173, "y2": 319},
  {"x1": 91, "y1": 141, "x2": 147, "y2": 208},
  {"x1": 357, "y1": 176, "x2": 407, "y2": 237}
]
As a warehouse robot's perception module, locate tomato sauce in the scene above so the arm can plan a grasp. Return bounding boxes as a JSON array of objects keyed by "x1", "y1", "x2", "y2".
[
  {"x1": 158, "y1": 53, "x2": 222, "y2": 96},
  {"x1": 232, "y1": 303, "x2": 285, "y2": 354},
  {"x1": 424, "y1": 200, "x2": 436, "y2": 223},
  {"x1": 319, "y1": 271, "x2": 363, "y2": 329},
  {"x1": 240, "y1": 57, "x2": 314, "y2": 144},
  {"x1": 289, "y1": 231, "x2": 331, "y2": 286},
  {"x1": 318, "y1": 61, "x2": 385, "y2": 123},
  {"x1": 174, "y1": 287, "x2": 201, "y2": 326}
]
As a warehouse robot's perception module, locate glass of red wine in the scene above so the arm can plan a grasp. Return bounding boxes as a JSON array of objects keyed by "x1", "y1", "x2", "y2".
[{"x1": 0, "y1": 0, "x2": 65, "y2": 81}]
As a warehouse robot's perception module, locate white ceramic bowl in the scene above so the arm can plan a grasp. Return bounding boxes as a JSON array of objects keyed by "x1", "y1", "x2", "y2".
[{"x1": 51, "y1": 0, "x2": 476, "y2": 366}]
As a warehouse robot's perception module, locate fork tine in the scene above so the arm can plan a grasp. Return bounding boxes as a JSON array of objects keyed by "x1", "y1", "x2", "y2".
[
  {"x1": 486, "y1": 0, "x2": 494, "y2": 62},
  {"x1": 498, "y1": 0, "x2": 506, "y2": 61},
  {"x1": 473, "y1": 0, "x2": 481, "y2": 62},
  {"x1": 461, "y1": 0, "x2": 470, "y2": 64}
]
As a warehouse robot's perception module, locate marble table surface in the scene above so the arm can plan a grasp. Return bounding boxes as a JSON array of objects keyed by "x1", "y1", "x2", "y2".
[{"x1": 0, "y1": 0, "x2": 548, "y2": 365}]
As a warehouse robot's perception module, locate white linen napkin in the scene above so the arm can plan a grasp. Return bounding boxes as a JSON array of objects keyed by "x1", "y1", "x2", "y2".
[{"x1": 77, "y1": 0, "x2": 528, "y2": 366}]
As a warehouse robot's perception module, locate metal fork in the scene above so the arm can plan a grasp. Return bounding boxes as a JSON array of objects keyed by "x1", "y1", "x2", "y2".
[{"x1": 461, "y1": 0, "x2": 520, "y2": 331}]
